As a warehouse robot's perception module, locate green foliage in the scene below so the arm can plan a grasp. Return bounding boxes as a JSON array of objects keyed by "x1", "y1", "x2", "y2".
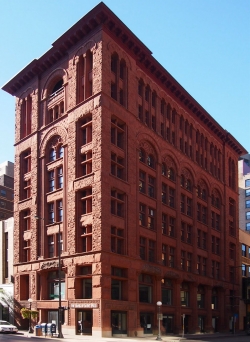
[{"x1": 20, "y1": 307, "x2": 39, "y2": 319}]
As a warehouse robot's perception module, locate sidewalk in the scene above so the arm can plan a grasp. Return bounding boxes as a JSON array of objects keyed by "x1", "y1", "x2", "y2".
[{"x1": 19, "y1": 330, "x2": 247, "y2": 342}]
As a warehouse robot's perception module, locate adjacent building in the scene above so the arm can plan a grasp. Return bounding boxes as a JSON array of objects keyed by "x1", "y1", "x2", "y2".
[
  {"x1": 2, "y1": 2, "x2": 247, "y2": 337},
  {"x1": 0, "y1": 217, "x2": 14, "y2": 323},
  {"x1": 239, "y1": 154, "x2": 250, "y2": 233},
  {"x1": 238, "y1": 154, "x2": 250, "y2": 330},
  {"x1": 0, "y1": 161, "x2": 14, "y2": 220}
]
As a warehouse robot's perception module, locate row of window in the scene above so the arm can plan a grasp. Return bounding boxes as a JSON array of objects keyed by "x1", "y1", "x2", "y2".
[
  {"x1": 19, "y1": 267, "x2": 220, "y2": 310},
  {"x1": 136, "y1": 78, "x2": 232, "y2": 185}
]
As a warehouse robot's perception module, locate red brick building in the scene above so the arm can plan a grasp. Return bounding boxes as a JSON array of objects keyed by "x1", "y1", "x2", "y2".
[{"x1": 2, "y1": 2, "x2": 247, "y2": 337}]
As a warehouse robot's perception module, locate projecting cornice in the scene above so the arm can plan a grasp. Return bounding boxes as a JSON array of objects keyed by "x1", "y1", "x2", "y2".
[{"x1": 2, "y1": 2, "x2": 247, "y2": 155}]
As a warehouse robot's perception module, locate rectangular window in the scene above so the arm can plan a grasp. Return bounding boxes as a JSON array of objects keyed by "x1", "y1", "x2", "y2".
[
  {"x1": 148, "y1": 208, "x2": 155, "y2": 230},
  {"x1": 162, "y1": 214, "x2": 167, "y2": 235},
  {"x1": 81, "y1": 188, "x2": 92, "y2": 215},
  {"x1": 169, "y1": 217, "x2": 175, "y2": 237},
  {"x1": 246, "y1": 179, "x2": 250, "y2": 187},
  {"x1": 139, "y1": 274, "x2": 152, "y2": 303},
  {"x1": 139, "y1": 170, "x2": 146, "y2": 193},
  {"x1": 246, "y1": 189, "x2": 250, "y2": 197},
  {"x1": 111, "y1": 190, "x2": 124, "y2": 217},
  {"x1": 48, "y1": 235, "x2": 54, "y2": 258},
  {"x1": 162, "y1": 183, "x2": 167, "y2": 204},
  {"x1": 111, "y1": 117, "x2": 125, "y2": 149},
  {"x1": 49, "y1": 203, "x2": 54, "y2": 224},
  {"x1": 79, "y1": 225, "x2": 92, "y2": 253},
  {"x1": 169, "y1": 188, "x2": 175, "y2": 208},
  {"x1": 169, "y1": 247, "x2": 175, "y2": 268},
  {"x1": 148, "y1": 240, "x2": 155, "y2": 262},
  {"x1": 162, "y1": 244, "x2": 167, "y2": 266},
  {"x1": 1, "y1": 189, "x2": 6, "y2": 197},
  {"x1": 83, "y1": 278, "x2": 92, "y2": 299},
  {"x1": 148, "y1": 176, "x2": 155, "y2": 198},
  {"x1": 140, "y1": 237, "x2": 146, "y2": 260},
  {"x1": 242, "y1": 244, "x2": 246, "y2": 257},
  {"x1": 139, "y1": 203, "x2": 146, "y2": 226},
  {"x1": 57, "y1": 200, "x2": 63, "y2": 222},
  {"x1": 80, "y1": 116, "x2": 92, "y2": 145},
  {"x1": 49, "y1": 171, "x2": 55, "y2": 192},
  {"x1": 111, "y1": 226, "x2": 124, "y2": 254},
  {"x1": 58, "y1": 167, "x2": 63, "y2": 188}
]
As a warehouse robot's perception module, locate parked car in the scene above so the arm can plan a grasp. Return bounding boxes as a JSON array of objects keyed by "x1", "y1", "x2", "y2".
[{"x1": 0, "y1": 320, "x2": 18, "y2": 333}]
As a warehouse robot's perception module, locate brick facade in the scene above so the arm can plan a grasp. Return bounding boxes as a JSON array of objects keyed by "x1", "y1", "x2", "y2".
[{"x1": 2, "y1": 3, "x2": 247, "y2": 337}]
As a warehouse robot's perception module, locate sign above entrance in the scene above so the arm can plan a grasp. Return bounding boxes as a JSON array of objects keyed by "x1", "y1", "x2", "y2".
[{"x1": 71, "y1": 303, "x2": 99, "y2": 309}]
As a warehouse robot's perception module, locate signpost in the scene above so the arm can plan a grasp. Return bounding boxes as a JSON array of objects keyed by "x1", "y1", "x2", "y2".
[{"x1": 182, "y1": 314, "x2": 185, "y2": 338}]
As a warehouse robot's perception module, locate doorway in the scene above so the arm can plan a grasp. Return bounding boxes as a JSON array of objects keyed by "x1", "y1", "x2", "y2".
[
  {"x1": 77, "y1": 310, "x2": 92, "y2": 335},
  {"x1": 111, "y1": 311, "x2": 127, "y2": 335},
  {"x1": 140, "y1": 312, "x2": 153, "y2": 334},
  {"x1": 162, "y1": 315, "x2": 174, "y2": 333}
]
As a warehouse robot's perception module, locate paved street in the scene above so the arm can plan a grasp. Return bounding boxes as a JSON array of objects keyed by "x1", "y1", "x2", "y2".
[{"x1": 0, "y1": 331, "x2": 249, "y2": 342}]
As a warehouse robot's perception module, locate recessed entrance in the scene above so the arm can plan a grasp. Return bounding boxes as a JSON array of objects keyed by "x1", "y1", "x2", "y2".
[
  {"x1": 77, "y1": 310, "x2": 92, "y2": 335},
  {"x1": 111, "y1": 311, "x2": 127, "y2": 335}
]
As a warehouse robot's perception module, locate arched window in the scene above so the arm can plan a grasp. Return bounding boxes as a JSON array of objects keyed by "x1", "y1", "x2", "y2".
[
  {"x1": 58, "y1": 145, "x2": 64, "y2": 158},
  {"x1": 120, "y1": 59, "x2": 126, "y2": 79},
  {"x1": 186, "y1": 179, "x2": 192, "y2": 191},
  {"x1": 139, "y1": 148, "x2": 146, "y2": 163},
  {"x1": 201, "y1": 189, "x2": 207, "y2": 200},
  {"x1": 49, "y1": 149, "x2": 56, "y2": 162},
  {"x1": 51, "y1": 79, "x2": 63, "y2": 95},
  {"x1": 168, "y1": 168, "x2": 175, "y2": 181},
  {"x1": 147, "y1": 154, "x2": 155, "y2": 169},
  {"x1": 111, "y1": 53, "x2": 118, "y2": 73},
  {"x1": 162, "y1": 163, "x2": 167, "y2": 176},
  {"x1": 181, "y1": 175, "x2": 185, "y2": 187}
]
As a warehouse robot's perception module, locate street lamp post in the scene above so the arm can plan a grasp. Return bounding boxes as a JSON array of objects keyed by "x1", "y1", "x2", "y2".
[
  {"x1": 28, "y1": 298, "x2": 33, "y2": 333},
  {"x1": 35, "y1": 216, "x2": 64, "y2": 338},
  {"x1": 156, "y1": 301, "x2": 162, "y2": 341}
]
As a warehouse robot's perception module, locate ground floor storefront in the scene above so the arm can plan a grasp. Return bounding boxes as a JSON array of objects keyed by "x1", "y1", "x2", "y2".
[{"x1": 22, "y1": 299, "x2": 236, "y2": 337}]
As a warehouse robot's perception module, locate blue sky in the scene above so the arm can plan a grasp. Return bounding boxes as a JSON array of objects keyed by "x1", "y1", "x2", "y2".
[{"x1": 0, "y1": 0, "x2": 249, "y2": 163}]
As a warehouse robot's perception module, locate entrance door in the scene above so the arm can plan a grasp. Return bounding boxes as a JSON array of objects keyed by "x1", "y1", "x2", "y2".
[
  {"x1": 77, "y1": 310, "x2": 92, "y2": 335},
  {"x1": 140, "y1": 313, "x2": 153, "y2": 334},
  {"x1": 111, "y1": 311, "x2": 127, "y2": 334},
  {"x1": 198, "y1": 315, "x2": 205, "y2": 332},
  {"x1": 162, "y1": 315, "x2": 174, "y2": 333}
]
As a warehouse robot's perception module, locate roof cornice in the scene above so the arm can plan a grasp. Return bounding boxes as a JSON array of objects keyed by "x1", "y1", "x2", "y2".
[{"x1": 1, "y1": 2, "x2": 247, "y2": 155}]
